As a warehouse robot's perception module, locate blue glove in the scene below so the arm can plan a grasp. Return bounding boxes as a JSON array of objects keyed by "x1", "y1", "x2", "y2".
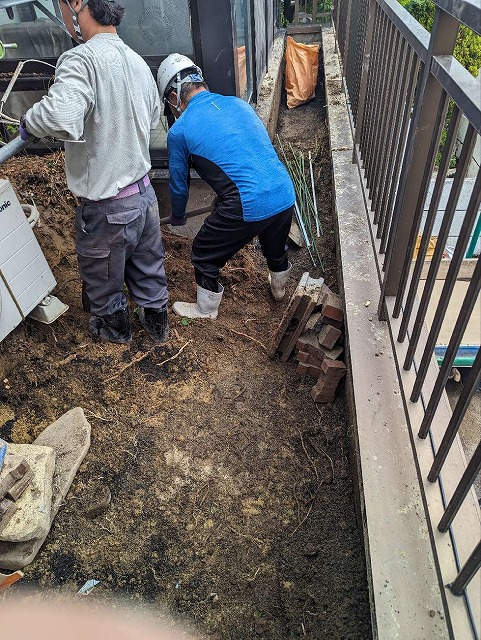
[
  {"x1": 19, "y1": 115, "x2": 32, "y2": 142},
  {"x1": 169, "y1": 214, "x2": 186, "y2": 226}
]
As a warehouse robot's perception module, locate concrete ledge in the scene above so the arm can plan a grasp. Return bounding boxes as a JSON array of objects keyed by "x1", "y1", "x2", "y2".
[
  {"x1": 256, "y1": 30, "x2": 286, "y2": 140},
  {"x1": 323, "y1": 24, "x2": 454, "y2": 639}
]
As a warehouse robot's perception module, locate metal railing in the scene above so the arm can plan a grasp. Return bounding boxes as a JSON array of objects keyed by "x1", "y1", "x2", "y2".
[
  {"x1": 333, "y1": 0, "x2": 481, "y2": 636},
  {"x1": 290, "y1": 0, "x2": 331, "y2": 25}
]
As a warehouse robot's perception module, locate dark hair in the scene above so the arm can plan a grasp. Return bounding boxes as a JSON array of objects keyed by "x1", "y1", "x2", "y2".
[
  {"x1": 62, "y1": 0, "x2": 125, "y2": 26},
  {"x1": 180, "y1": 81, "x2": 209, "y2": 103}
]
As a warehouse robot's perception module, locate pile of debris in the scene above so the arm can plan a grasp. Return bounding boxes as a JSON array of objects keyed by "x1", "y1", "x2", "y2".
[
  {"x1": 270, "y1": 273, "x2": 346, "y2": 402},
  {"x1": 0, "y1": 408, "x2": 90, "y2": 572}
]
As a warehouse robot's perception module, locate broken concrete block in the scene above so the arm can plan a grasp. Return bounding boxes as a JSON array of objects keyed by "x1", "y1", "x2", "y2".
[
  {"x1": 305, "y1": 312, "x2": 322, "y2": 333},
  {"x1": 0, "y1": 444, "x2": 56, "y2": 543},
  {"x1": 0, "y1": 455, "x2": 30, "y2": 500},
  {"x1": 7, "y1": 470, "x2": 34, "y2": 502},
  {"x1": 0, "y1": 407, "x2": 91, "y2": 570},
  {"x1": 317, "y1": 324, "x2": 342, "y2": 349},
  {"x1": 317, "y1": 343, "x2": 344, "y2": 361}
]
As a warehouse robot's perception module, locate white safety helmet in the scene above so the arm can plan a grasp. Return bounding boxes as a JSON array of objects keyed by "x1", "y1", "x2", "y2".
[{"x1": 157, "y1": 53, "x2": 204, "y2": 111}]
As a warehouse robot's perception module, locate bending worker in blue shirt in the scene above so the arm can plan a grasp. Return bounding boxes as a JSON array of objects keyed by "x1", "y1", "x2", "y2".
[{"x1": 157, "y1": 54, "x2": 296, "y2": 320}]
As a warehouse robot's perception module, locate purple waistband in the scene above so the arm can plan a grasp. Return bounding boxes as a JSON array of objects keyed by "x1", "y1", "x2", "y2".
[
  {"x1": 81, "y1": 175, "x2": 150, "y2": 203},
  {"x1": 111, "y1": 174, "x2": 150, "y2": 200}
]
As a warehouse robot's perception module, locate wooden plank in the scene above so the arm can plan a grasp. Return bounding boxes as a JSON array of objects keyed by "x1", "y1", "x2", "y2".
[
  {"x1": 287, "y1": 24, "x2": 323, "y2": 35},
  {"x1": 269, "y1": 272, "x2": 309, "y2": 357},
  {"x1": 279, "y1": 276, "x2": 325, "y2": 362}
]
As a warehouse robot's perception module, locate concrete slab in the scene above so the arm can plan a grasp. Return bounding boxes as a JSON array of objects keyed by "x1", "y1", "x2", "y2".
[
  {"x1": 0, "y1": 407, "x2": 91, "y2": 570},
  {"x1": 0, "y1": 444, "x2": 55, "y2": 543},
  {"x1": 256, "y1": 31, "x2": 286, "y2": 140}
]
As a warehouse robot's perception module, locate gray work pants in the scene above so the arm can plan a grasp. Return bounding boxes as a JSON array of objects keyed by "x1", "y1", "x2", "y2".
[{"x1": 75, "y1": 183, "x2": 168, "y2": 317}]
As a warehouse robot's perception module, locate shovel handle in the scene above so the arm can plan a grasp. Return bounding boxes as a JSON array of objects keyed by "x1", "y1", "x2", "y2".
[{"x1": 159, "y1": 204, "x2": 212, "y2": 226}]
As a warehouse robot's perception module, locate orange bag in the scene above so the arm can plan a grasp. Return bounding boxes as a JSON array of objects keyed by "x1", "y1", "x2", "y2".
[{"x1": 285, "y1": 36, "x2": 320, "y2": 109}]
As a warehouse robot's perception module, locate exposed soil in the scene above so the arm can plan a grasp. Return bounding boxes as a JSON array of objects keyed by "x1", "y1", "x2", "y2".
[{"x1": 0, "y1": 63, "x2": 372, "y2": 638}]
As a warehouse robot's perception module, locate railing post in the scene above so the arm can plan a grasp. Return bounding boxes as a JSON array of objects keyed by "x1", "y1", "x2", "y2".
[{"x1": 378, "y1": 8, "x2": 459, "y2": 305}]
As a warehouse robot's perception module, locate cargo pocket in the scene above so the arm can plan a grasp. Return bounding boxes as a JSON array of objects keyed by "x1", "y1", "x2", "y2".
[
  {"x1": 106, "y1": 208, "x2": 142, "y2": 247},
  {"x1": 76, "y1": 245, "x2": 110, "y2": 283}
]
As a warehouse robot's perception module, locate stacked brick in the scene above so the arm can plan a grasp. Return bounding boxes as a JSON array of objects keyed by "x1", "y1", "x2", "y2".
[{"x1": 271, "y1": 273, "x2": 346, "y2": 403}]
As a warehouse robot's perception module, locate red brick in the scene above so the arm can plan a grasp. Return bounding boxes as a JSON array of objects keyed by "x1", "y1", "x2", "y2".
[
  {"x1": 321, "y1": 291, "x2": 344, "y2": 322},
  {"x1": 296, "y1": 333, "x2": 325, "y2": 360},
  {"x1": 297, "y1": 363, "x2": 322, "y2": 379},
  {"x1": 7, "y1": 469, "x2": 34, "y2": 501},
  {"x1": 315, "y1": 372, "x2": 340, "y2": 390},
  {"x1": 317, "y1": 324, "x2": 341, "y2": 349},
  {"x1": 321, "y1": 359, "x2": 347, "y2": 377},
  {"x1": 320, "y1": 316, "x2": 343, "y2": 329},
  {"x1": 311, "y1": 384, "x2": 335, "y2": 403},
  {"x1": 0, "y1": 455, "x2": 30, "y2": 500},
  {"x1": 297, "y1": 350, "x2": 323, "y2": 368}
]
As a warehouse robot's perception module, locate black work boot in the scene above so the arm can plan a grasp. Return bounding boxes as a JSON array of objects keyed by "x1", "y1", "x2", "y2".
[
  {"x1": 89, "y1": 308, "x2": 132, "y2": 344},
  {"x1": 138, "y1": 307, "x2": 169, "y2": 342}
]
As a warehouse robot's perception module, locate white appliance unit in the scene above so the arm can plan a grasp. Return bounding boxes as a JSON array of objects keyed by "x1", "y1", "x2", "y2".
[{"x1": 0, "y1": 178, "x2": 58, "y2": 341}]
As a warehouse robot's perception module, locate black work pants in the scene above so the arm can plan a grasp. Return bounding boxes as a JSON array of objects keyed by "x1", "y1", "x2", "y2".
[{"x1": 192, "y1": 205, "x2": 293, "y2": 292}]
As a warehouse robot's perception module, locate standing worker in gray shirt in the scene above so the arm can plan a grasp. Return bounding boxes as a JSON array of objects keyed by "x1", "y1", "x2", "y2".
[{"x1": 19, "y1": 0, "x2": 169, "y2": 344}]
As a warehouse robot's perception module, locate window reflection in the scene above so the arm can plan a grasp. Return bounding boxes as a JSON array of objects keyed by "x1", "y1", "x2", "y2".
[
  {"x1": 0, "y1": 1, "x2": 72, "y2": 60},
  {"x1": 232, "y1": 0, "x2": 252, "y2": 100}
]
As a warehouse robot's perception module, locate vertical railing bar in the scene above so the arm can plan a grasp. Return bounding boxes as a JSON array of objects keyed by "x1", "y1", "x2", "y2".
[
  {"x1": 365, "y1": 14, "x2": 393, "y2": 193},
  {"x1": 372, "y1": 30, "x2": 403, "y2": 222},
  {"x1": 412, "y1": 169, "x2": 481, "y2": 373},
  {"x1": 448, "y1": 540, "x2": 481, "y2": 596},
  {"x1": 410, "y1": 126, "x2": 479, "y2": 401},
  {"x1": 360, "y1": 6, "x2": 382, "y2": 162},
  {"x1": 364, "y1": 13, "x2": 391, "y2": 190},
  {"x1": 312, "y1": 0, "x2": 317, "y2": 23},
  {"x1": 379, "y1": 55, "x2": 420, "y2": 253},
  {"x1": 353, "y1": 0, "x2": 375, "y2": 140},
  {"x1": 417, "y1": 257, "x2": 481, "y2": 425},
  {"x1": 361, "y1": 6, "x2": 385, "y2": 162},
  {"x1": 376, "y1": 40, "x2": 411, "y2": 236},
  {"x1": 390, "y1": 90, "x2": 451, "y2": 320},
  {"x1": 429, "y1": 349, "x2": 481, "y2": 485},
  {"x1": 378, "y1": 8, "x2": 459, "y2": 314},
  {"x1": 398, "y1": 105, "x2": 462, "y2": 348},
  {"x1": 437, "y1": 441, "x2": 481, "y2": 532},
  {"x1": 371, "y1": 24, "x2": 401, "y2": 216},
  {"x1": 294, "y1": 0, "x2": 299, "y2": 24}
]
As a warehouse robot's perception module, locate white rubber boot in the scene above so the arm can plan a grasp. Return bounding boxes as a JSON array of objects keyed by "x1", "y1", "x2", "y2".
[
  {"x1": 173, "y1": 284, "x2": 224, "y2": 320},
  {"x1": 268, "y1": 262, "x2": 292, "y2": 301}
]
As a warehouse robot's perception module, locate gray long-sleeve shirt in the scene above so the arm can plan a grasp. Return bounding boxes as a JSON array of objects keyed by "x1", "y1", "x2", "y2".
[{"x1": 26, "y1": 33, "x2": 160, "y2": 201}]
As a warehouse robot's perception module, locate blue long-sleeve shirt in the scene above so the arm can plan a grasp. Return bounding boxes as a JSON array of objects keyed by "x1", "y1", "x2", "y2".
[{"x1": 167, "y1": 91, "x2": 295, "y2": 222}]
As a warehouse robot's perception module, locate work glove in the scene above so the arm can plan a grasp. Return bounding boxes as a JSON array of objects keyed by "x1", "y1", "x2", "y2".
[
  {"x1": 19, "y1": 115, "x2": 33, "y2": 142},
  {"x1": 169, "y1": 214, "x2": 187, "y2": 227}
]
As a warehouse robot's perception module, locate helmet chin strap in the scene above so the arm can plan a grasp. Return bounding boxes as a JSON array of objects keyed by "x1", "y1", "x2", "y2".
[{"x1": 65, "y1": 0, "x2": 89, "y2": 42}]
